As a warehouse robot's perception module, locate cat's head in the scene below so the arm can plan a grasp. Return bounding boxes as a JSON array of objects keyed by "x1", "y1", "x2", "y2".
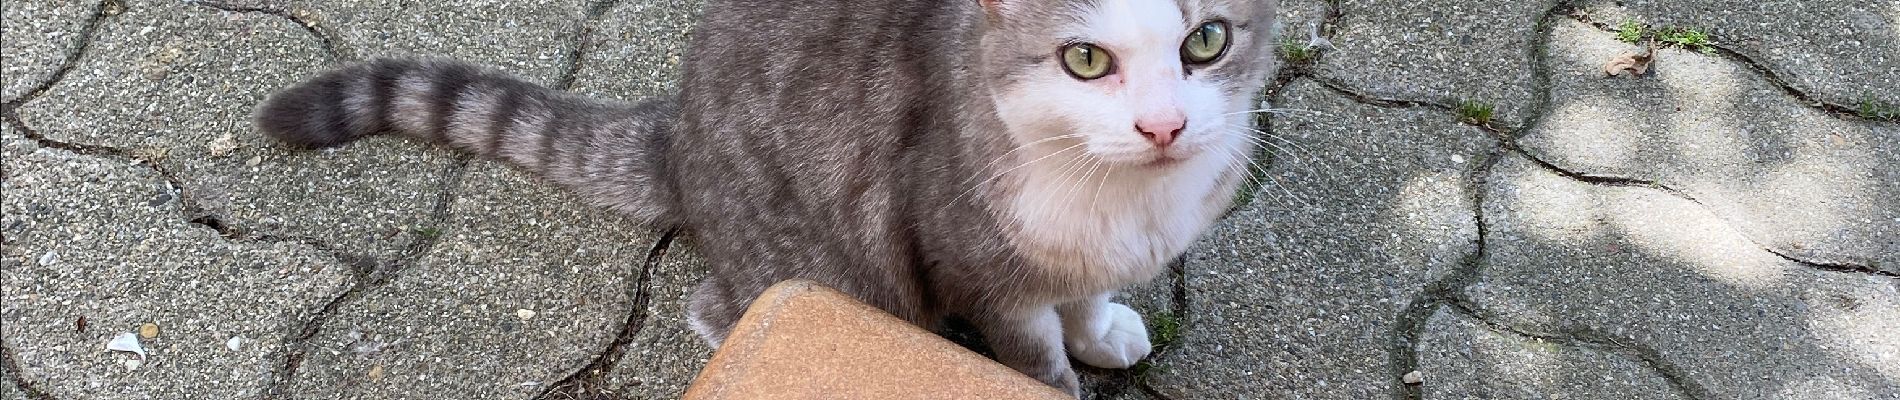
[{"x1": 976, "y1": 0, "x2": 1277, "y2": 170}]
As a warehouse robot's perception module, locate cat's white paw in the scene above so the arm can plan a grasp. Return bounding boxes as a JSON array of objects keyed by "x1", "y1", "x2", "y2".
[{"x1": 1064, "y1": 302, "x2": 1151, "y2": 369}]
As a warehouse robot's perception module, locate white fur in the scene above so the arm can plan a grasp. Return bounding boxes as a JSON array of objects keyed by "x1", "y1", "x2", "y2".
[
  {"x1": 687, "y1": 313, "x2": 722, "y2": 349},
  {"x1": 990, "y1": 0, "x2": 1259, "y2": 290},
  {"x1": 1060, "y1": 294, "x2": 1152, "y2": 368}
]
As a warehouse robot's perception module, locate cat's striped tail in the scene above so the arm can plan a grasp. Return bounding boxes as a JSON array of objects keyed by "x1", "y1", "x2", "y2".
[{"x1": 254, "y1": 58, "x2": 677, "y2": 225}]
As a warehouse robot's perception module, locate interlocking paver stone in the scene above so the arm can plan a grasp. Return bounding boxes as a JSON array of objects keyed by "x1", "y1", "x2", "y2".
[
  {"x1": 1579, "y1": 0, "x2": 1900, "y2": 106},
  {"x1": 1147, "y1": 79, "x2": 1491, "y2": 399},
  {"x1": 281, "y1": 162, "x2": 659, "y2": 400},
  {"x1": 600, "y1": 240, "x2": 713, "y2": 398},
  {"x1": 1, "y1": 124, "x2": 352, "y2": 399},
  {"x1": 1417, "y1": 308, "x2": 1688, "y2": 399},
  {"x1": 13, "y1": 0, "x2": 462, "y2": 261},
  {"x1": 1471, "y1": 153, "x2": 1900, "y2": 399},
  {"x1": 1526, "y1": 19, "x2": 1900, "y2": 271},
  {"x1": 1, "y1": 0, "x2": 94, "y2": 101},
  {"x1": 1314, "y1": 0, "x2": 1554, "y2": 123},
  {"x1": 567, "y1": 0, "x2": 702, "y2": 101}
]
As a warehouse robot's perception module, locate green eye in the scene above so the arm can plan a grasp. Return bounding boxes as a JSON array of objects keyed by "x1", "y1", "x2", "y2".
[
  {"x1": 1060, "y1": 43, "x2": 1114, "y2": 80},
  {"x1": 1182, "y1": 21, "x2": 1230, "y2": 64}
]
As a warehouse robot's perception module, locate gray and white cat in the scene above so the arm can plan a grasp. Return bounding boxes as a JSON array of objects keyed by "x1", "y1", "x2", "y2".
[{"x1": 256, "y1": 0, "x2": 1277, "y2": 395}]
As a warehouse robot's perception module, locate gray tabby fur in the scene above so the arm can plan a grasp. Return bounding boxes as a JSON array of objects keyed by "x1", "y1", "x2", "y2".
[{"x1": 255, "y1": 0, "x2": 1277, "y2": 395}]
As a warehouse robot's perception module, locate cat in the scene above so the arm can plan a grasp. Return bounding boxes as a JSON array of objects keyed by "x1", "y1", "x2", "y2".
[{"x1": 254, "y1": 0, "x2": 1278, "y2": 395}]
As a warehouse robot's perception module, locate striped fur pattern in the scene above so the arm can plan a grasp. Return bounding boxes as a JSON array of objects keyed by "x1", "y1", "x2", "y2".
[
  {"x1": 255, "y1": 59, "x2": 677, "y2": 225},
  {"x1": 257, "y1": 0, "x2": 1278, "y2": 396}
]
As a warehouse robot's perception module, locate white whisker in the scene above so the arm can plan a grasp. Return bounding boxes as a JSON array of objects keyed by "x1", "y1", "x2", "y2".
[
  {"x1": 1223, "y1": 108, "x2": 1323, "y2": 116},
  {"x1": 942, "y1": 142, "x2": 1088, "y2": 213}
]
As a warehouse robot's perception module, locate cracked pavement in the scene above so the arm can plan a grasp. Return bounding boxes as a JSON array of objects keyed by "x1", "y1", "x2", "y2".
[{"x1": 2, "y1": 0, "x2": 1896, "y2": 399}]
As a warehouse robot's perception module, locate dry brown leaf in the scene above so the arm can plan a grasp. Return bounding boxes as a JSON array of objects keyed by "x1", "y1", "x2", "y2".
[{"x1": 1604, "y1": 45, "x2": 1654, "y2": 78}]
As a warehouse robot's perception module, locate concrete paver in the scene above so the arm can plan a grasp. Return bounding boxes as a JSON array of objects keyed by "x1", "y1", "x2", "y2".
[
  {"x1": 566, "y1": 0, "x2": 703, "y2": 101},
  {"x1": 2, "y1": 124, "x2": 352, "y2": 399},
  {"x1": 280, "y1": 163, "x2": 658, "y2": 400},
  {"x1": 1, "y1": 0, "x2": 94, "y2": 101},
  {"x1": 1579, "y1": 0, "x2": 1900, "y2": 106},
  {"x1": 1314, "y1": 0, "x2": 1554, "y2": 123},
  {"x1": 1527, "y1": 19, "x2": 1900, "y2": 271},
  {"x1": 598, "y1": 239, "x2": 711, "y2": 399},
  {"x1": 1471, "y1": 153, "x2": 1900, "y2": 399},
  {"x1": 1417, "y1": 308, "x2": 1688, "y2": 400},
  {"x1": 13, "y1": 0, "x2": 462, "y2": 261}
]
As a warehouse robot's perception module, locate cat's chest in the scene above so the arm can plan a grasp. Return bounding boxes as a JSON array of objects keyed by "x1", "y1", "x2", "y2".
[{"x1": 1003, "y1": 158, "x2": 1234, "y2": 288}]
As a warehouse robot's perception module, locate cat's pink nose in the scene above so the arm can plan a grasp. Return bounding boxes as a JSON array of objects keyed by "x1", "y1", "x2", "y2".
[{"x1": 1135, "y1": 115, "x2": 1185, "y2": 147}]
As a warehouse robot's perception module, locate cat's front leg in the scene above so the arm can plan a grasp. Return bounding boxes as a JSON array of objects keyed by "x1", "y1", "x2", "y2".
[
  {"x1": 971, "y1": 305, "x2": 1080, "y2": 397},
  {"x1": 1057, "y1": 292, "x2": 1152, "y2": 369}
]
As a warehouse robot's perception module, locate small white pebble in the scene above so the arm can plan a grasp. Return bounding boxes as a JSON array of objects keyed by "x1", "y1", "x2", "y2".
[
  {"x1": 1403, "y1": 370, "x2": 1424, "y2": 384},
  {"x1": 1450, "y1": 154, "x2": 1466, "y2": 164},
  {"x1": 515, "y1": 309, "x2": 536, "y2": 321},
  {"x1": 226, "y1": 336, "x2": 243, "y2": 352},
  {"x1": 38, "y1": 251, "x2": 58, "y2": 266}
]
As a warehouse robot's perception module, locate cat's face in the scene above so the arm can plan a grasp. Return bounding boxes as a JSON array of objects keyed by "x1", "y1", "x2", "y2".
[{"x1": 978, "y1": 0, "x2": 1277, "y2": 170}]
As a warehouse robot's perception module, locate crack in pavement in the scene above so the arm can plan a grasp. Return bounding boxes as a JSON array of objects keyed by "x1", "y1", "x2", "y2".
[
  {"x1": 1128, "y1": 257, "x2": 1193, "y2": 400},
  {"x1": 534, "y1": 229, "x2": 676, "y2": 400},
  {"x1": 0, "y1": 0, "x2": 118, "y2": 107},
  {"x1": 1441, "y1": 300, "x2": 1713, "y2": 400},
  {"x1": 1, "y1": 337, "x2": 60, "y2": 400},
  {"x1": 1388, "y1": 143, "x2": 1504, "y2": 400},
  {"x1": 1565, "y1": 10, "x2": 1896, "y2": 123},
  {"x1": 0, "y1": 116, "x2": 305, "y2": 252},
  {"x1": 264, "y1": 154, "x2": 467, "y2": 397},
  {"x1": 1301, "y1": 2, "x2": 1885, "y2": 398},
  {"x1": 189, "y1": 0, "x2": 351, "y2": 63},
  {"x1": 1500, "y1": 145, "x2": 1894, "y2": 277},
  {"x1": 1304, "y1": 39, "x2": 1892, "y2": 279},
  {"x1": 554, "y1": 0, "x2": 626, "y2": 90},
  {"x1": 0, "y1": 1, "x2": 471, "y2": 391},
  {"x1": 1307, "y1": 76, "x2": 1527, "y2": 135},
  {"x1": 4, "y1": 114, "x2": 405, "y2": 400},
  {"x1": 1304, "y1": 0, "x2": 1571, "y2": 132}
]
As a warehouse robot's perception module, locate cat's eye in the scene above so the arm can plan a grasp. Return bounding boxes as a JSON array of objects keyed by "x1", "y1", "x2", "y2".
[
  {"x1": 1182, "y1": 21, "x2": 1230, "y2": 64},
  {"x1": 1060, "y1": 43, "x2": 1114, "y2": 80}
]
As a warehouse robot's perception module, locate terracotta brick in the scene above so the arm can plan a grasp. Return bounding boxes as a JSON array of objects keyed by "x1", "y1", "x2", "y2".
[{"x1": 684, "y1": 280, "x2": 1069, "y2": 399}]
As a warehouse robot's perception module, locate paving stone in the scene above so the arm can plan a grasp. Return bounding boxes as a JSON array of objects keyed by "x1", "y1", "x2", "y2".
[
  {"x1": 600, "y1": 238, "x2": 713, "y2": 399},
  {"x1": 1579, "y1": 0, "x2": 1900, "y2": 106},
  {"x1": 1314, "y1": 0, "x2": 1554, "y2": 123},
  {"x1": 0, "y1": 375, "x2": 22, "y2": 400},
  {"x1": 281, "y1": 0, "x2": 587, "y2": 84},
  {"x1": 1146, "y1": 79, "x2": 1492, "y2": 399},
  {"x1": 1417, "y1": 308, "x2": 1687, "y2": 400},
  {"x1": 1, "y1": 124, "x2": 352, "y2": 399},
  {"x1": 281, "y1": 162, "x2": 661, "y2": 400},
  {"x1": 1526, "y1": 19, "x2": 1900, "y2": 271},
  {"x1": 566, "y1": 0, "x2": 702, "y2": 100},
  {"x1": 14, "y1": 0, "x2": 462, "y2": 261},
  {"x1": 1470, "y1": 153, "x2": 1900, "y2": 399},
  {"x1": 1, "y1": 0, "x2": 94, "y2": 101}
]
